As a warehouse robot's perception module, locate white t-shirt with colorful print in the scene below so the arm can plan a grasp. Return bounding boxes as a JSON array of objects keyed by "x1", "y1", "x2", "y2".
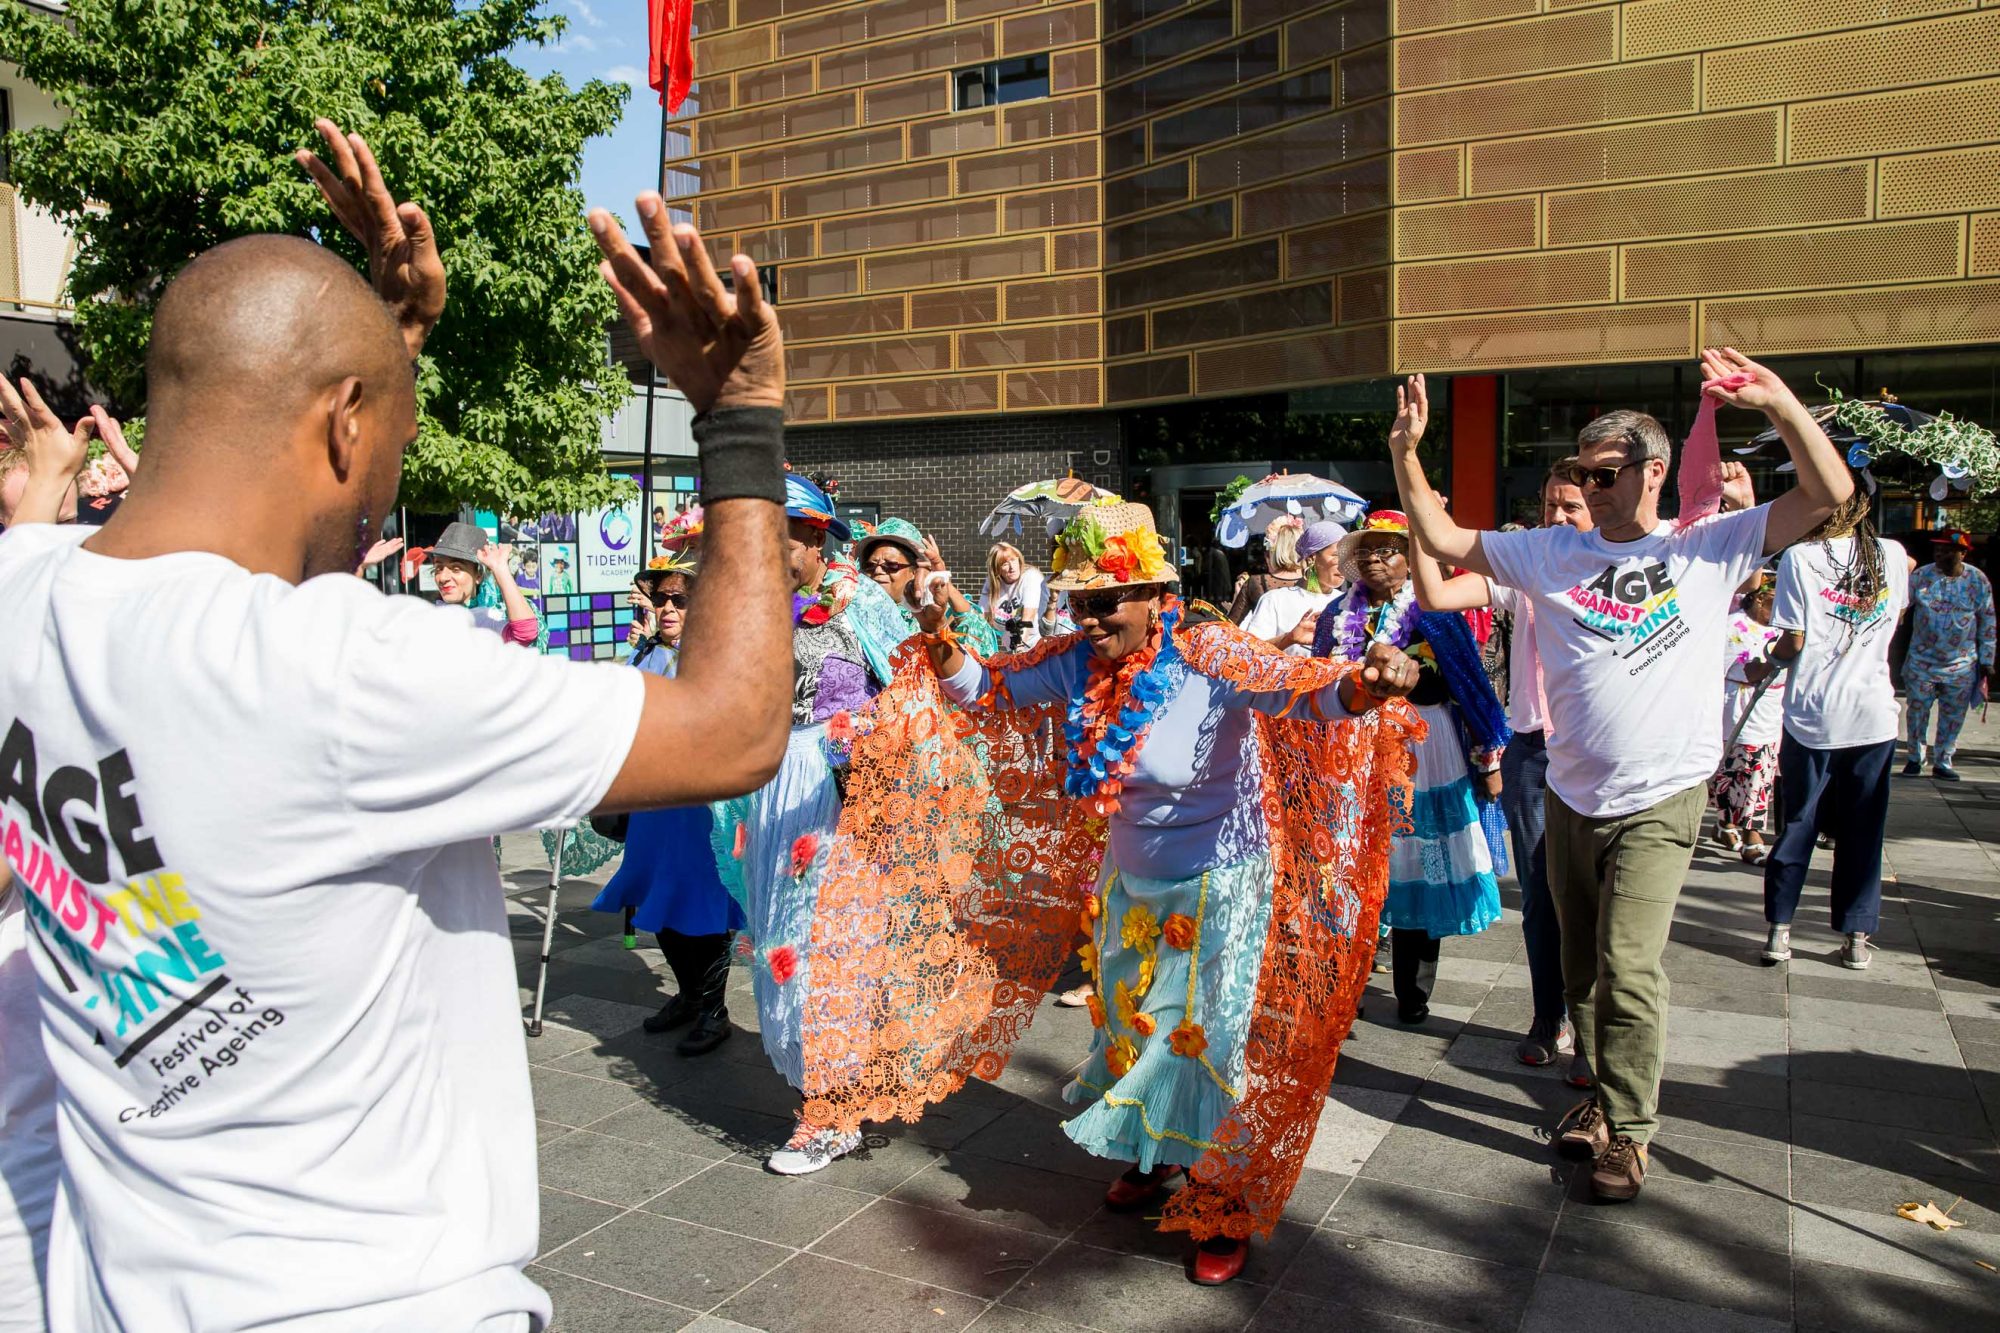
[
  {"x1": 1484, "y1": 508, "x2": 1770, "y2": 819},
  {"x1": 0, "y1": 523, "x2": 643, "y2": 1333},
  {"x1": 1772, "y1": 534, "x2": 1908, "y2": 750}
]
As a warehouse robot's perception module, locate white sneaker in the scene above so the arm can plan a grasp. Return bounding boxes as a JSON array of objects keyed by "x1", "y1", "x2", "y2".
[
  {"x1": 1842, "y1": 933, "x2": 1873, "y2": 970},
  {"x1": 766, "y1": 1123, "x2": 863, "y2": 1176},
  {"x1": 1761, "y1": 924, "x2": 1792, "y2": 965}
]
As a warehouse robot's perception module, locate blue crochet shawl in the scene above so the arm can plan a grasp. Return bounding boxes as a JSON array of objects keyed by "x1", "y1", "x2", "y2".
[{"x1": 1312, "y1": 592, "x2": 1511, "y2": 756}]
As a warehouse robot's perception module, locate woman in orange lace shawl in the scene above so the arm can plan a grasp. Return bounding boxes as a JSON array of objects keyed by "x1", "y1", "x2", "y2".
[{"x1": 801, "y1": 501, "x2": 1423, "y2": 1283}]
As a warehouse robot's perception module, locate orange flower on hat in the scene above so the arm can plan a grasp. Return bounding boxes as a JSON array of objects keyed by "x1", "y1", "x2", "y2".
[
  {"x1": 1161, "y1": 913, "x2": 1197, "y2": 951},
  {"x1": 1169, "y1": 1022, "x2": 1208, "y2": 1059}
]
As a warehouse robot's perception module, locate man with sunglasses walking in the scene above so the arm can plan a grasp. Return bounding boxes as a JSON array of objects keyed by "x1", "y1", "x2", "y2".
[{"x1": 1387, "y1": 350, "x2": 1851, "y2": 1203}]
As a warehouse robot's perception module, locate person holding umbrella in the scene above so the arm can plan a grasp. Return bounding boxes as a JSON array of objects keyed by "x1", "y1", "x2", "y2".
[{"x1": 1902, "y1": 529, "x2": 1994, "y2": 782}]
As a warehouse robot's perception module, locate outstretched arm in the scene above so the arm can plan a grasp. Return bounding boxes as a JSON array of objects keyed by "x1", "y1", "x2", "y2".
[
  {"x1": 1408, "y1": 536, "x2": 1493, "y2": 612},
  {"x1": 477, "y1": 543, "x2": 537, "y2": 627},
  {"x1": 1, "y1": 376, "x2": 93, "y2": 525},
  {"x1": 1697, "y1": 349, "x2": 1851, "y2": 554},
  {"x1": 587, "y1": 205, "x2": 792, "y2": 810},
  {"x1": 1388, "y1": 374, "x2": 1492, "y2": 578}
]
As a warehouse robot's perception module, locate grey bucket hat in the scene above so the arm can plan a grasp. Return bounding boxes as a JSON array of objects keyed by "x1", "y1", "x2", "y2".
[{"x1": 428, "y1": 521, "x2": 490, "y2": 565}]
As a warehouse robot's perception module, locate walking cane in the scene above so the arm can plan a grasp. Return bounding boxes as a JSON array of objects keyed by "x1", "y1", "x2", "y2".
[{"x1": 525, "y1": 823, "x2": 573, "y2": 1038}]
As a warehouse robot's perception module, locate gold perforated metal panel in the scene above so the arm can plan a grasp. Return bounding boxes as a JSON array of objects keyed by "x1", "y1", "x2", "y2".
[
  {"x1": 735, "y1": 59, "x2": 815, "y2": 107},
  {"x1": 834, "y1": 373, "x2": 1001, "y2": 418},
  {"x1": 1005, "y1": 185, "x2": 1100, "y2": 231},
  {"x1": 698, "y1": 189, "x2": 777, "y2": 231},
  {"x1": 1002, "y1": 1, "x2": 1097, "y2": 54},
  {"x1": 1624, "y1": 219, "x2": 1963, "y2": 300},
  {"x1": 1339, "y1": 267, "x2": 1391, "y2": 323},
  {"x1": 1790, "y1": 77, "x2": 2000, "y2": 162},
  {"x1": 788, "y1": 334, "x2": 953, "y2": 381},
  {"x1": 960, "y1": 321, "x2": 1100, "y2": 367},
  {"x1": 785, "y1": 385, "x2": 831, "y2": 422},
  {"x1": 910, "y1": 110, "x2": 1000, "y2": 158},
  {"x1": 1704, "y1": 10, "x2": 2000, "y2": 110},
  {"x1": 1105, "y1": 355, "x2": 1191, "y2": 404},
  {"x1": 1006, "y1": 367, "x2": 1103, "y2": 409},
  {"x1": 1545, "y1": 163, "x2": 1872, "y2": 246},
  {"x1": 694, "y1": 25, "x2": 775, "y2": 74},
  {"x1": 1004, "y1": 275, "x2": 1102, "y2": 319},
  {"x1": 1285, "y1": 213, "x2": 1393, "y2": 277},
  {"x1": 1396, "y1": 248, "x2": 1613, "y2": 315},
  {"x1": 1878, "y1": 145, "x2": 2000, "y2": 218},
  {"x1": 1972, "y1": 215, "x2": 2000, "y2": 275},
  {"x1": 910, "y1": 287, "x2": 1000, "y2": 327},
  {"x1": 819, "y1": 199, "x2": 1000, "y2": 255},
  {"x1": 1395, "y1": 147, "x2": 1462, "y2": 203},
  {"x1": 1053, "y1": 230, "x2": 1099, "y2": 270},
  {"x1": 864, "y1": 236, "x2": 1048, "y2": 290},
  {"x1": 1394, "y1": 9, "x2": 1615, "y2": 91},
  {"x1": 1393, "y1": 0, "x2": 1536, "y2": 35},
  {"x1": 1194, "y1": 326, "x2": 1391, "y2": 394},
  {"x1": 1469, "y1": 110, "x2": 1780, "y2": 194},
  {"x1": 818, "y1": 24, "x2": 995, "y2": 89},
  {"x1": 780, "y1": 258, "x2": 860, "y2": 301},
  {"x1": 1395, "y1": 303, "x2": 1693, "y2": 371},
  {"x1": 1623, "y1": 0, "x2": 1968, "y2": 61},
  {"x1": 738, "y1": 127, "x2": 905, "y2": 183},
  {"x1": 1395, "y1": 196, "x2": 1536, "y2": 260},
  {"x1": 735, "y1": 223, "x2": 817, "y2": 262},
  {"x1": 778, "y1": 294, "x2": 906, "y2": 341},
  {"x1": 1396, "y1": 58, "x2": 1697, "y2": 148},
  {"x1": 1702, "y1": 280, "x2": 2000, "y2": 354}
]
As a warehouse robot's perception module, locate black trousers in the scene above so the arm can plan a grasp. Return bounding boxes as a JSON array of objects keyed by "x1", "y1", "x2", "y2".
[
  {"x1": 658, "y1": 928, "x2": 732, "y2": 1015},
  {"x1": 1763, "y1": 734, "x2": 1893, "y2": 935},
  {"x1": 1391, "y1": 928, "x2": 1442, "y2": 1013}
]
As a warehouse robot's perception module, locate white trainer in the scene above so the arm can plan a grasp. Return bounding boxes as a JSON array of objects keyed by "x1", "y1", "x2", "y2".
[
  {"x1": 766, "y1": 1123, "x2": 863, "y2": 1176},
  {"x1": 1761, "y1": 924, "x2": 1792, "y2": 965}
]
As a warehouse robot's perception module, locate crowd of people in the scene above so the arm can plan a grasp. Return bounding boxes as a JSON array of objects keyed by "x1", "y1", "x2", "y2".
[{"x1": 0, "y1": 115, "x2": 1995, "y2": 1332}]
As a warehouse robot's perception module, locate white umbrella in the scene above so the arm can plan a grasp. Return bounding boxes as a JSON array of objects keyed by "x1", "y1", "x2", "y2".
[{"x1": 1214, "y1": 472, "x2": 1368, "y2": 548}]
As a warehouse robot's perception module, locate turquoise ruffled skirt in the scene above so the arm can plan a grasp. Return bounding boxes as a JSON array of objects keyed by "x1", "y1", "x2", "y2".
[
  {"x1": 710, "y1": 723, "x2": 839, "y2": 1090},
  {"x1": 1063, "y1": 852, "x2": 1273, "y2": 1172},
  {"x1": 1385, "y1": 702, "x2": 1500, "y2": 939}
]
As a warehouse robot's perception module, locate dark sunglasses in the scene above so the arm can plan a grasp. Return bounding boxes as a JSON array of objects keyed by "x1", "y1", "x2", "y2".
[
  {"x1": 1560, "y1": 460, "x2": 1644, "y2": 491},
  {"x1": 1069, "y1": 588, "x2": 1149, "y2": 619},
  {"x1": 862, "y1": 558, "x2": 913, "y2": 575},
  {"x1": 653, "y1": 592, "x2": 689, "y2": 609}
]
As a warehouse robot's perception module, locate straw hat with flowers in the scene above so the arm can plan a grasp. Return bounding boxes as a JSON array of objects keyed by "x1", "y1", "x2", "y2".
[{"x1": 1048, "y1": 498, "x2": 1177, "y2": 592}]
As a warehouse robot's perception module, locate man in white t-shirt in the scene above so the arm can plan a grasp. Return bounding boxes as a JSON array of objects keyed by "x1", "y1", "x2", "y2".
[
  {"x1": 0, "y1": 120, "x2": 795, "y2": 1332},
  {"x1": 1409, "y1": 458, "x2": 1593, "y2": 1074},
  {"x1": 1760, "y1": 500, "x2": 1909, "y2": 971},
  {"x1": 1388, "y1": 348, "x2": 1852, "y2": 1204},
  {"x1": 1, "y1": 866, "x2": 59, "y2": 1333}
]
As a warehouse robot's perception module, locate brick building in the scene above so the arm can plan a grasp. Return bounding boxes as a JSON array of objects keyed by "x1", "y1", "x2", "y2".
[{"x1": 662, "y1": 0, "x2": 2000, "y2": 556}]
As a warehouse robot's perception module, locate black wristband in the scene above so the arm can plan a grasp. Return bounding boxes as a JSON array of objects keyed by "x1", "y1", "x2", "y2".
[{"x1": 694, "y1": 407, "x2": 786, "y2": 506}]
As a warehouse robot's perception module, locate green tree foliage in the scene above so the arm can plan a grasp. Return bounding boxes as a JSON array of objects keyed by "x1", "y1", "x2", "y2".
[{"x1": 0, "y1": 0, "x2": 630, "y2": 513}]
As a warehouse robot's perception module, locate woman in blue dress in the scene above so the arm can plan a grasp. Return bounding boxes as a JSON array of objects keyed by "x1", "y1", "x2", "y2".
[{"x1": 592, "y1": 558, "x2": 744, "y2": 1057}]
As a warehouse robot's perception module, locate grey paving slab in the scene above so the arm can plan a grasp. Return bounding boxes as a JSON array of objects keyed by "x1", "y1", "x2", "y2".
[{"x1": 506, "y1": 712, "x2": 2000, "y2": 1332}]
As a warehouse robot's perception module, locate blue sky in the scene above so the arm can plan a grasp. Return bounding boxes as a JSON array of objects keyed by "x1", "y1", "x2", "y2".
[{"x1": 509, "y1": 0, "x2": 664, "y2": 217}]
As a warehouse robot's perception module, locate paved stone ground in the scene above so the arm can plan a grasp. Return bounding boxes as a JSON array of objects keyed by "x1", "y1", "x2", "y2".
[{"x1": 505, "y1": 710, "x2": 2000, "y2": 1333}]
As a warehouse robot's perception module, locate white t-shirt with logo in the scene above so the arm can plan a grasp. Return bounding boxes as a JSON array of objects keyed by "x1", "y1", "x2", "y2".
[
  {"x1": 1484, "y1": 508, "x2": 1770, "y2": 818},
  {"x1": 0, "y1": 524, "x2": 644, "y2": 1333},
  {"x1": 1, "y1": 883, "x2": 60, "y2": 1333},
  {"x1": 1772, "y1": 535, "x2": 1908, "y2": 749}
]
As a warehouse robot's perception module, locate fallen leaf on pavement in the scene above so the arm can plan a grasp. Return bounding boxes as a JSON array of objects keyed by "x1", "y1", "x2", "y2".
[{"x1": 1897, "y1": 1200, "x2": 1966, "y2": 1231}]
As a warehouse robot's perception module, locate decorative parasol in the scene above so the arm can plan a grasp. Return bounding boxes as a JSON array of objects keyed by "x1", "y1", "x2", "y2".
[
  {"x1": 1214, "y1": 472, "x2": 1368, "y2": 549},
  {"x1": 980, "y1": 476, "x2": 1117, "y2": 538}
]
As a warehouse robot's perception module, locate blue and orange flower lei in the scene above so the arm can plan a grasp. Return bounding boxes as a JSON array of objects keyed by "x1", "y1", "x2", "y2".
[{"x1": 1062, "y1": 598, "x2": 1183, "y2": 819}]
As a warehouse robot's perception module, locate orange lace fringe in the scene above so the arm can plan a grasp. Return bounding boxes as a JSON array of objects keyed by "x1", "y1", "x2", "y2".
[{"x1": 800, "y1": 616, "x2": 1421, "y2": 1242}]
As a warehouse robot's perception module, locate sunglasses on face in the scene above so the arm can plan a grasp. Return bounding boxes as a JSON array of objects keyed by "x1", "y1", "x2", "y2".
[
  {"x1": 653, "y1": 592, "x2": 689, "y2": 609},
  {"x1": 862, "y1": 558, "x2": 912, "y2": 575},
  {"x1": 1560, "y1": 460, "x2": 1643, "y2": 491},
  {"x1": 1354, "y1": 546, "x2": 1406, "y2": 567},
  {"x1": 1070, "y1": 588, "x2": 1148, "y2": 620}
]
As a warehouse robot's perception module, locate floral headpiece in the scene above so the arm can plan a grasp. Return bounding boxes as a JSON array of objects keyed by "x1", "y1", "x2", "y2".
[{"x1": 1048, "y1": 499, "x2": 1176, "y2": 591}]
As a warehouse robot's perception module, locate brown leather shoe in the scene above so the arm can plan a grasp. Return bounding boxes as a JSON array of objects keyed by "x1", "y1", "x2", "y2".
[
  {"x1": 1555, "y1": 1097, "x2": 1608, "y2": 1160},
  {"x1": 1590, "y1": 1135, "x2": 1647, "y2": 1202}
]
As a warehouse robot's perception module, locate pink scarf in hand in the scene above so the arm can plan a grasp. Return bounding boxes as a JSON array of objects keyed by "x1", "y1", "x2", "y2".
[{"x1": 1678, "y1": 372, "x2": 1756, "y2": 523}]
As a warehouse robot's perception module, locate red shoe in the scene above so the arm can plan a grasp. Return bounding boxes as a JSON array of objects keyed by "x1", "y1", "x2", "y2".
[
  {"x1": 1191, "y1": 1238, "x2": 1248, "y2": 1285},
  {"x1": 1104, "y1": 1164, "x2": 1183, "y2": 1212}
]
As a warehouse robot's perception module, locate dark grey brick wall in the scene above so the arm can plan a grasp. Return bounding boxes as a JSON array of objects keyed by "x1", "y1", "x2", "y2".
[{"x1": 784, "y1": 411, "x2": 1126, "y2": 577}]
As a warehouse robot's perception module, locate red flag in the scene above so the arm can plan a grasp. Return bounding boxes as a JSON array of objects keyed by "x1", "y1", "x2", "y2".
[{"x1": 647, "y1": 0, "x2": 694, "y2": 113}]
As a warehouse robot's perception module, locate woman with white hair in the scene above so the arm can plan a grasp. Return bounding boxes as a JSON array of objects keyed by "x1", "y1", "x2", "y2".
[
  {"x1": 981, "y1": 541, "x2": 1047, "y2": 651},
  {"x1": 1242, "y1": 519, "x2": 1345, "y2": 654}
]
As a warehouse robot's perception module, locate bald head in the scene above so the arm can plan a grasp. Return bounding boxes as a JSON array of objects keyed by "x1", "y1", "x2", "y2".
[{"x1": 147, "y1": 234, "x2": 410, "y2": 440}]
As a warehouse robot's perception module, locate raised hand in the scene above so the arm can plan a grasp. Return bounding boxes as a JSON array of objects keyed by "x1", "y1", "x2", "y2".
[
  {"x1": 360, "y1": 537, "x2": 405, "y2": 566},
  {"x1": 588, "y1": 196, "x2": 782, "y2": 414},
  {"x1": 0, "y1": 376, "x2": 95, "y2": 524},
  {"x1": 1282, "y1": 610, "x2": 1320, "y2": 650},
  {"x1": 1388, "y1": 373, "x2": 1428, "y2": 459},
  {"x1": 90, "y1": 407, "x2": 139, "y2": 486},
  {"x1": 1699, "y1": 347, "x2": 1795, "y2": 414},
  {"x1": 1718, "y1": 460, "x2": 1756, "y2": 513},
  {"x1": 297, "y1": 118, "x2": 447, "y2": 360},
  {"x1": 474, "y1": 542, "x2": 514, "y2": 577}
]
